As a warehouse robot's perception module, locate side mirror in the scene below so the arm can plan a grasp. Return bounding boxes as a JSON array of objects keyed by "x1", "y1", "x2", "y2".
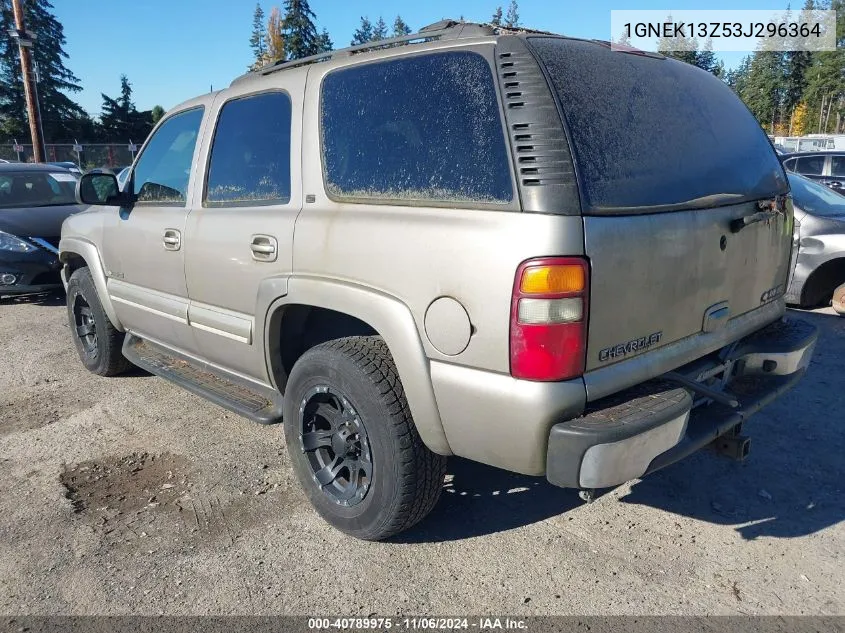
[{"x1": 76, "y1": 171, "x2": 125, "y2": 206}]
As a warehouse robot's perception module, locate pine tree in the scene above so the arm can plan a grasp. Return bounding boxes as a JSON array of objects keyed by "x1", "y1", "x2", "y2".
[
  {"x1": 695, "y1": 40, "x2": 718, "y2": 74},
  {"x1": 504, "y1": 0, "x2": 519, "y2": 27},
  {"x1": 372, "y1": 17, "x2": 388, "y2": 41},
  {"x1": 281, "y1": 0, "x2": 319, "y2": 60},
  {"x1": 249, "y1": 3, "x2": 267, "y2": 68},
  {"x1": 0, "y1": 0, "x2": 87, "y2": 142},
  {"x1": 741, "y1": 50, "x2": 787, "y2": 134},
  {"x1": 99, "y1": 75, "x2": 153, "y2": 142},
  {"x1": 316, "y1": 28, "x2": 333, "y2": 53},
  {"x1": 726, "y1": 56, "x2": 752, "y2": 94},
  {"x1": 351, "y1": 17, "x2": 373, "y2": 45},
  {"x1": 151, "y1": 105, "x2": 165, "y2": 126},
  {"x1": 491, "y1": 7, "x2": 503, "y2": 26},
  {"x1": 393, "y1": 15, "x2": 411, "y2": 37},
  {"x1": 265, "y1": 7, "x2": 286, "y2": 64}
]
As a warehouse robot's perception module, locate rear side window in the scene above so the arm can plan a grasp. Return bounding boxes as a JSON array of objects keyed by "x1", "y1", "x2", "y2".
[
  {"x1": 783, "y1": 158, "x2": 797, "y2": 172},
  {"x1": 832, "y1": 156, "x2": 845, "y2": 177},
  {"x1": 528, "y1": 38, "x2": 788, "y2": 213},
  {"x1": 205, "y1": 92, "x2": 292, "y2": 205},
  {"x1": 320, "y1": 51, "x2": 513, "y2": 205},
  {"x1": 794, "y1": 156, "x2": 825, "y2": 176}
]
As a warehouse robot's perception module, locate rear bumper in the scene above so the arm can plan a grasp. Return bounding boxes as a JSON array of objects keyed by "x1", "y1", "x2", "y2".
[{"x1": 546, "y1": 317, "x2": 818, "y2": 490}]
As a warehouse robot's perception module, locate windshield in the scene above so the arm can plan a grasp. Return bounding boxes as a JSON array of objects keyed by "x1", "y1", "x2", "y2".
[
  {"x1": 788, "y1": 172, "x2": 845, "y2": 217},
  {"x1": 528, "y1": 37, "x2": 788, "y2": 214},
  {"x1": 0, "y1": 171, "x2": 77, "y2": 208}
]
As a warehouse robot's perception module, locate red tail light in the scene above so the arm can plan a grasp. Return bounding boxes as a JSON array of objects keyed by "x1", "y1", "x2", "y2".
[{"x1": 509, "y1": 257, "x2": 589, "y2": 381}]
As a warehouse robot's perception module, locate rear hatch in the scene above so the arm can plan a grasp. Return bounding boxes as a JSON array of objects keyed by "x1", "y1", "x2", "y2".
[{"x1": 527, "y1": 38, "x2": 792, "y2": 377}]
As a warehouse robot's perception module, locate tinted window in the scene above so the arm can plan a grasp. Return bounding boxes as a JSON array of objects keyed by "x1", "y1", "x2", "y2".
[
  {"x1": 132, "y1": 107, "x2": 204, "y2": 204},
  {"x1": 831, "y1": 156, "x2": 845, "y2": 177},
  {"x1": 205, "y1": 92, "x2": 292, "y2": 205},
  {"x1": 529, "y1": 38, "x2": 787, "y2": 213},
  {"x1": 321, "y1": 51, "x2": 512, "y2": 204},
  {"x1": 783, "y1": 158, "x2": 797, "y2": 172},
  {"x1": 788, "y1": 173, "x2": 845, "y2": 217},
  {"x1": 0, "y1": 171, "x2": 76, "y2": 208},
  {"x1": 794, "y1": 156, "x2": 825, "y2": 176}
]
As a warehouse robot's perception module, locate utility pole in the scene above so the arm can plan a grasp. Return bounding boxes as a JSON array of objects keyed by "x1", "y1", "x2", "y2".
[{"x1": 8, "y1": 0, "x2": 45, "y2": 162}]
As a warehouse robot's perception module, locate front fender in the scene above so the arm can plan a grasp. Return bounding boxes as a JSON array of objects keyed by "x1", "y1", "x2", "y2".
[
  {"x1": 58, "y1": 237, "x2": 124, "y2": 331},
  {"x1": 260, "y1": 276, "x2": 452, "y2": 456}
]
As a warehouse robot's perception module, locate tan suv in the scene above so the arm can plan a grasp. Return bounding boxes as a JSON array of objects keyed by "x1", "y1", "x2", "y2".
[{"x1": 60, "y1": 21, "x2": 817, "y2": 540}]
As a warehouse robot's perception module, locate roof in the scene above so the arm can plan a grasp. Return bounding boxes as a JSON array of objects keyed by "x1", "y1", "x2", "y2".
[
  {"x1": 780, "y1": 151, "x2": 845, "y2": 159},
  {"x1": 0, "y1": 162, "x2": 73, "y2": 173},
  {"x1": 231, "y1": 20, "x2": 557, "y2": 86}
]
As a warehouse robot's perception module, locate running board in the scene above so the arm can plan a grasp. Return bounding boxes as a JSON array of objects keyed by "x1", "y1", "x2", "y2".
[{"x1": 122, "y1": 335, "x2": 284, "y2": 424}]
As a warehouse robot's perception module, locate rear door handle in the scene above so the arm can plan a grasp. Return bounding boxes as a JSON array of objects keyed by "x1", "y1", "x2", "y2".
[
  {"x1": 250, "y1": 235, "x2": 277, "y2": 262},
  {"x1": 163, "y1": 229, "x2": 181, "y2": 251}
]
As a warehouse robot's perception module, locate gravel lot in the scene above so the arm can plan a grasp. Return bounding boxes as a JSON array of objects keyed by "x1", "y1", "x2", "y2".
[{"x1": 0, "y1": 293, "x2": 843, "y2": 616}]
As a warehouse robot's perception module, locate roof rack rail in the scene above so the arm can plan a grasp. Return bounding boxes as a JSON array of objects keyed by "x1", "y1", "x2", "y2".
[{"x1": 231, "y1": 21, "x2": 496, "y2": 84}]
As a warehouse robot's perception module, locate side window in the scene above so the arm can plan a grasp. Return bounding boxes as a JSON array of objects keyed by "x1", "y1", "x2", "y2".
[
  {"x1": 794, "y1": 155, "x2": 824, "y2": 176},
  {"x1": 132, "y1": 107, "x2": 204, "y2": 205},
  {"x1": 831, "y1": 156, "x2": 845, "y2": 177},
  {"x1": 320, "y1": 51, "x2": 513, "y2": 204},
  {"x1": 782, "y1": 158, "x2": 797, "y2": 172},
  {"x1": 205, "y1": 92, "x2": 292, "y2": 205}
]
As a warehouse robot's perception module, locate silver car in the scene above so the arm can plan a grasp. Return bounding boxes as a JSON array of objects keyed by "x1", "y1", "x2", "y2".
[{"x1": 785, "y1": 172, "x2": 845, "y2": 315}]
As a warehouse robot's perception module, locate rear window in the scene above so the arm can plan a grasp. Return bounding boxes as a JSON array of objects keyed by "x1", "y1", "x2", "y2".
[{"x1": 528, "y1": 37, "x2": 788, "y2": 214}]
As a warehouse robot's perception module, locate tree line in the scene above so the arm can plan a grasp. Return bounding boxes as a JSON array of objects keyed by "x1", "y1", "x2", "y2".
[{"x1": 0, "y1": 0, "x2": 163, "y2": 144}]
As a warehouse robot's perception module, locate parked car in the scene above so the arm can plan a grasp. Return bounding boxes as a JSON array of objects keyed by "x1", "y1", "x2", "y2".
[
  {"x1": 48, "y1": 161, "x2": 82, "y2": 177},
  {"x1": 1, "y1": 163, "x2": 84, "y2": 297},
  {"x1": 781, "y1": 151, "x2": 845, "y2": 193},
  {"x1": 60, "y1": 21, "x2": 817, "y2": 540},
  {"x1": 785, "y1": 172, "x2": 845, "y2": 315}
]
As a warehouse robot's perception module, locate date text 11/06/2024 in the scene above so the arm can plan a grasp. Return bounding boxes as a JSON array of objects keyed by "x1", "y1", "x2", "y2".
[{"x1": 307, "y1": 618, "x2": 528, "y2": 630}]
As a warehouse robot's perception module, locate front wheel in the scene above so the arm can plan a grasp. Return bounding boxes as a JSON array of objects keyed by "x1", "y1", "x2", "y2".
[
  {"x1": 66, "y1": 267, "x2": 131, "y2": 376},
  {"x1": 283, "y1": 336, "x2": 447, "y2": 541}
]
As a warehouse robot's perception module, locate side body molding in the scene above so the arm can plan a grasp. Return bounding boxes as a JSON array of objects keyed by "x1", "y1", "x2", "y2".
[
  {"x1": 59, "y1": 237, "x2": 124, "y2": 331},
  {"x1": 260, "y1": 276, "x2": 453, "y2": 456}
]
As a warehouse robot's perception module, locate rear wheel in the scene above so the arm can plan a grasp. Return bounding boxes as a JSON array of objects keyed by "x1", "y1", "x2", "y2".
[
  {"x1": 283, "y1": 336, "x2": 447, "y2": 541},
  {"x1": 66, "y1": 267, "x2": 131, "y2": 376},
  {"x1": 833, "y1": 282, "x2": 845, "y2": 316}
]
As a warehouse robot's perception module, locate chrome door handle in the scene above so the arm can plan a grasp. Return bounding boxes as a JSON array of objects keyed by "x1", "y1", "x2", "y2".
[
  {"x1": 250, "y1": 235, "x2": 277, "y2": 261},
  {"x1": 163, "y1": 229, "x2": 181, "y2": 251}
]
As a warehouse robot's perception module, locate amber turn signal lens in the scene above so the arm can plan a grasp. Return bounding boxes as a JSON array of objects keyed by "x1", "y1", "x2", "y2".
[{"x1": 520, "y1": 265, "x2": 585, "y2": 294}]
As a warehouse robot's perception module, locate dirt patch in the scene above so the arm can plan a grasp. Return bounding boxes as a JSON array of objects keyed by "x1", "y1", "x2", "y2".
[
  {"x1": 0, "y1": 384, "x2": 92, "y2": 436},
  {"x1": 59, "y1": 452, "x2": 277, "y2": 549}
]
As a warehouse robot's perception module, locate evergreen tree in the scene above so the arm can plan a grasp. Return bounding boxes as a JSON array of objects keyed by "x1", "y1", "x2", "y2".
[
  {"x1": 99, "y1": 75, "x2": 153, "y2": 142},
  {"x1": 491, "y1": 7, "x2": 503, "y2": 26},
  {"x1": 249, "y1": 3, "x2": 267, "y2": 68},
  {"x1": 316, "y1": 28, "x2": 333, "y2": 53},
  {"x1": 740, "y1": 50, "x2": 787, "y2": 134},
  {"x1": 726, "y1": 55, "x2": 752, "y2": 94},
  {"x1": 0, "y1": 0, "x2": 87, "y2": 142},
  {"x1": 281, "y1": 0, "x2": 319, "y2": 60},
  {"x1": 372, "y1": 17, "x2": 388, "y2": 41},
  {"x1": 393, "y1": 15, "x2": 411, "y2": 37},
  {"x1": 504, "y1": 0, "x2": 519, "y2": 27},
  {"x1": 151, "y1": 105, "x2": 165, "y2": 126},
  {"x1": 695, "y1": 40, "x2": 718, "y2": 74},
  {"x1": 656, "y1": 15, "x2": 699, "y2": 66},
  {"x1": 351, "y1": 17, "x2": 373, "y2": 45}
]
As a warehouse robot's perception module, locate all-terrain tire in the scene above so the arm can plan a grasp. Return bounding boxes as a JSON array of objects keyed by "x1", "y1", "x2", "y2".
[
  {"x1": 66, "y1": 267, "x2": 131, "y2": 376},
  {"x1": 283, "y1": 335, "x2": 447, "y2": 540}
]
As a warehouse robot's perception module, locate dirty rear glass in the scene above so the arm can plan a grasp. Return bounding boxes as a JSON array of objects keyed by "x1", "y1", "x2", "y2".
[
  {"x1": 528, "y1": 37, "x2": 788, "y2": 214},
  {"x1": 320, "y1": 51, "x2": 513, "y2": 204}
]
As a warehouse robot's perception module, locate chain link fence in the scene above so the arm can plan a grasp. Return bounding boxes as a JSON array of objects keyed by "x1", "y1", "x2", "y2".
[{"x1": 0, "y1": 143, "x2": 138, "y2": 169}]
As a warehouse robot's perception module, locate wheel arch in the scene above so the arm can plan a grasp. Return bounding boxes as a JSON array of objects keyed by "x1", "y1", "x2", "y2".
[
  {"x1": 59, "y1": 237, "x2": 124, "y2": 331},
  {"x1": 260, "y1": 276, "x2": 452, "y2": 456},
  {"x1": 800, "y1": 255, "x2": 845, "y2": 308}
]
